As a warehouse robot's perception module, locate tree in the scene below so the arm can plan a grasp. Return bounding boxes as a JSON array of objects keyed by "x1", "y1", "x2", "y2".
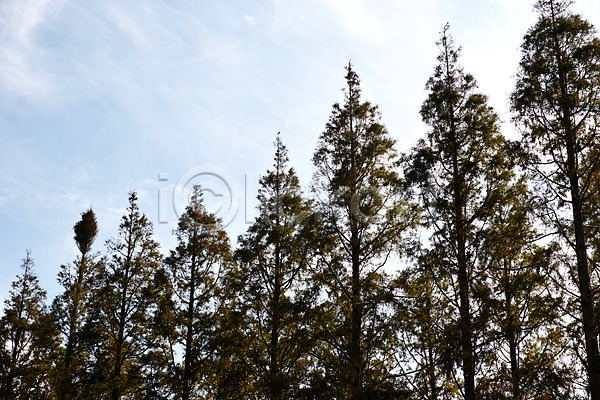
[
  {"x1": 477, "y1": 179, "x2": 574, "y2": 399},
  {"x1": 395, "y1": 254, "x2": 458, "y2": 400},
  {"x1": 511, "y1": 0, "x2": 600, "y2": 397},
  {"x1": 0, "y1": 251, "x2": 56, "y2": 399},
  {"x1": 52, "y1": 209, "x2": 99, "y2": 400},
  {"x1": 312, "y1": 62, "x2": 410, "y2": 399},
  {"x1": 160, "y1": 185, "x2": 231, "y2": 400},
  {"x1": 233, "y1": 134, "x2": 317, "y2": 399},
  {"x1": 403, "y1": 24, "x2": 510, "y2": 400},
  {"x1": 87, "y1": 192, "x2": 162, "y2": 399}
]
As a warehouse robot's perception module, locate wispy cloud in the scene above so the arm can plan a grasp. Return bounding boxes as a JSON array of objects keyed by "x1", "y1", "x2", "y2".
[{"x1": 0, "y1": 0, "x2": 65, "y2": 99}]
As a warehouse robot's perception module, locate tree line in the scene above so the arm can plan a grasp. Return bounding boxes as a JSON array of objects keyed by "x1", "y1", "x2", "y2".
[{"x1": 2, "y1": 0, "x2": 600, "y2": 398}]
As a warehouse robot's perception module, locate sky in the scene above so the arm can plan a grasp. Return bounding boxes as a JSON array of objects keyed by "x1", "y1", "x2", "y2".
[{"x1": 1, "y1": 0, "x2": 599, "y2": 302}]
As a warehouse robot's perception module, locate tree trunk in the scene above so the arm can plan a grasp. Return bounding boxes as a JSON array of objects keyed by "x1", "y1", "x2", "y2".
[
  {"x1": 182, "y1": 257, "x2": 196, "y2": 400},
  {"x1": 566, "y1": 138, "x2": 600, "y2": 400},
  {"x1": 350, "y1": 227, "x2": 362, "y2": 400},
  {"x1": 457, "y1": 247, "x2": 474, "y2": 400},
  {"x1": 550, "y1": 4, "x2": 600, "y2": 394},
  {"x1": 453, "y1": 142, "x2": 474, "y2": 400},
  {"x1": 269, "y1": 248, "x2": 281, "y2": 400},
  {"x1": 269, "y1": 167, "x2": 283, "y2": 400},
  {"x1": 112, "y1": 277, "x2": 127, "y2": 400},
  {"x1": 427, "y1": 324, "x2": 438, "y2": 399},
  {"x1": 504, "y1": 266, "x2": 520, "y2": 400},
  {"x1": 60, "y1": 253, "x2": 86, "y2": 400}
]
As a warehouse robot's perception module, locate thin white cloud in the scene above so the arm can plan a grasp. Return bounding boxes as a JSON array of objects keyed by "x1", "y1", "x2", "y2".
[
  {"x1": 244, "y1": 15, "x2": 256, "y2": 26},
  {"x1": 0, "y1": 0, "x2": 65, "y2": 99}
]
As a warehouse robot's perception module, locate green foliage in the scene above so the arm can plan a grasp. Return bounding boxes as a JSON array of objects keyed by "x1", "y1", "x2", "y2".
[
  {"x1": 395, "y1": 255, "x2": 459, "y2": 400},
  {"x1": 312, "y1": 62, "x2": 411, "y2": 399},
  {"x1": 477, "y1": 180, "x2": 574, "y2": 399},
  {"x1": 158, "y1": 185, "x2": 231, "y2": 400},
  {"x1": 86, "y1": 192, "x2": 162, "y2": 399},
  {"x1": 74, "y1": 209, "x2": 98, "y2": 256},
  {"x1": 0, "y1": 252, "x2": 56, "y2": 400},
  {"x1": 7, "y1": 5, "x2": 600, "y2": 397},
  {"x1": 511, "y1": 0, "x2": 600, "y2": 228},
  {"x1": 403, "y1": 24, "x2": 511, "y2": 400},
  {"x1": 51, "y1": 209, "x2": 101, "y2": 400},
  {"x1": 511, "y1": 0, "x2": 600, "y2": 397},
  {"x1": 230, "y1": 135, "x2": 318, "y2": 400}
]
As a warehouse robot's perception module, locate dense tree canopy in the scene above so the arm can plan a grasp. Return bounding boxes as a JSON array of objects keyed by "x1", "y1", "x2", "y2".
[{"x1": 86, "y1": 192, "x2": 162, "y2": 399}]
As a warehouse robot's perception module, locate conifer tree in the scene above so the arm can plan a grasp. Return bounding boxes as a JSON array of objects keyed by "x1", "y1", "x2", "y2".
[
  {"x1": 312, "y1": 62, "x2": 410, "y2": 399},
  {"x1": 51, "y1": 209, "x2": 99, "y2": 399},
  {"x1": 233, "y1": 135, "x2": 317, "y2": 400},
  {"x1": 87, "y1": 192, "x2": 162, "y2": 399},
  {"x1": 0, "y1": 251, "x2": 56, "y2": 399},
  {"x1": 511, "y1": 0, "x2": 600, "y2": 396},
  {"x1": 403, "y1": 25, "x2": 510, "y2": 400},
  {"x1": 477, "y1": 179, "x2": 574, "y2": 399},
  {"x1": 160, "y1": 185, "x2": 231, "y2": 400},
  {"x1": 395, "y1": 254, "x2": 458, "y2": 400},
  {"x1": 142, "y1": 265, "x2": 175, "y2": 400}
]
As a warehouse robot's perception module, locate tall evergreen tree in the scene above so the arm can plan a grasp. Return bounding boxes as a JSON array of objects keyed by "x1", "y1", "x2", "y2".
[
  {"x1": 51, "y1": 209, "x2": 99, "y2": 400},
  {"x1": 395, "y1": 254, "x2": 458, "y2": 400},
  {"x1": 403, "y1": 25, "x2": 510, "y2": 400},
  {"x1": 511, "y1": 0, "x2": 600, "y2": 397},
  {"x1": 477, "y1": 179, "x2": 574, "y2": 399},
  {"x1": 312, "y1": 62, "x2": 410, "y2": 399},
  {"x1": 87, "y1": 192, "x2": 162, "y2": 399},
  {"x1": 233, "y1": 135, "x2": 317, "y2": 399},
  {"x1": 0, "y1": 251, "x2": 56, "y2": 399},
  {"x1": 160, "y1": 185, "x2": 231, "y2": 400}
]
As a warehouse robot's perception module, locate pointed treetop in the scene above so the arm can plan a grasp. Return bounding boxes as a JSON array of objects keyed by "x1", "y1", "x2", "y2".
[
  {"x1": 7, "y1": 250, "x2": 46, "y2": 310},
  {"x1": 343, "y1": 60, "x2": 361, "y2": 104},
  {"x1": 436, "y1": 23, "x2": 461, "y2": 64},
  {"x1": 260, "y1": 133, "x2": 301, "y2": 205},
  {"x1": 124, "y1": 191, "x2": 142, "y2": 220},
  {"x1": 273, "y1": 132, "x2": 289, "y2": 175},
  {"x1": 534, "y1": 0, "x2": 574, "y2": 16},
  {"x1": 188, "y1": 184, "x2": 207, "y2": 216},
  {"x1": 426, "y1": 23, "x2": 470, "y2": 98}
]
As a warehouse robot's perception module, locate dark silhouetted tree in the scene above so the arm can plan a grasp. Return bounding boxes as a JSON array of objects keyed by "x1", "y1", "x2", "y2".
[
  {"x1": 232, "y1": 135, "x2": 317, "y2": 399},
  {"x1": 0, "y1": 251, "x2": 56, "y2": 399},
  {"x1": 312, "y1": 62, "x2": 411, "y2": 400},
  {"x1": 160, "y1": 186, "x2": 231, "y2": 400},
  {"x1": 403, "y1": 24, "x2": 510, "y2": 400},
  {"x1": 51, "y1": 209, "x2": 99, "y2": 400},
  {"x1": 87, "y1": 192, "x2": 162, "y2": 399},
  {"x1": 511, "y1": 0, "x2": 600, "y2": 397}
]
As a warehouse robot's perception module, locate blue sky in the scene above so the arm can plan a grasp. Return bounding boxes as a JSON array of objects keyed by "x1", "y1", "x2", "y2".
[{"x1": 1, "y1": 0, "x2": 599, "y2": 302}]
